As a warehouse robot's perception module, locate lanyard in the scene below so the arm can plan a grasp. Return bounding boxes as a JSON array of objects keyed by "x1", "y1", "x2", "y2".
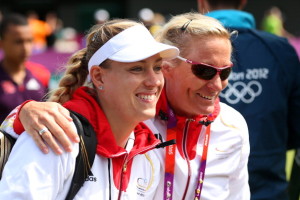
[
  {"x1": 163, "y1": 118, "x2": 211, "y2": 200},
  {"x1": 163, "y1": 128, "x2": 177, "y2": 200},
  {"x1": 194, "y1": 124, "x2": 211, "y2": 199}
]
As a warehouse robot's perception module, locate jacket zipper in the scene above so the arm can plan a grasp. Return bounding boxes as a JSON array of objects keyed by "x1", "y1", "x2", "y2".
[
  {"x1": 116, "y1": 140, "x2": 161, "y2": 199},
  {"x1": 182, "y1": 119, "x2": 193, "y2": 200},
  {"x1": 117, "y1": 154, "x2": 128, "y2": 200}
]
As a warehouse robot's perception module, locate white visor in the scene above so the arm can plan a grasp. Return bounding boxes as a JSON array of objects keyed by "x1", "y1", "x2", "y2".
[{"x1": 88, "y1": 25, "x2": 179, "y2": 73}]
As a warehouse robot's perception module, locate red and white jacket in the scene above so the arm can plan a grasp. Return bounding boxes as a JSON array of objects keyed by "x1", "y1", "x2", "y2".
[
  {"x1": 0, "y1": 87, "x2": 162, "y2": 200},
  {"x1": 147, "y1": 90, "x2": 251, "y2": 200}
]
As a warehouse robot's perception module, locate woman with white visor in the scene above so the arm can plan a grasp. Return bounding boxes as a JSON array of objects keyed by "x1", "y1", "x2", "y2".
[{"x1": 0, "y1": 19, "x2": 179, "y2": 199}]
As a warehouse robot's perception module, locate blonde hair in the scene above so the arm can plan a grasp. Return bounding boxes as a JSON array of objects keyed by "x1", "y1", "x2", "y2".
[
  {"x1": 48, "y1": 19, "x2": 141, "y2": 104},
  {"x1": 155, "y1": 12, "x2": 231, "y2": 58}
]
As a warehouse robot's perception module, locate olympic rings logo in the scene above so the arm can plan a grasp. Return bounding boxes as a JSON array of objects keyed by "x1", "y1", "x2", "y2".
[{"x1": 220, "y1": 80, "x2": 262, "y2": 104}]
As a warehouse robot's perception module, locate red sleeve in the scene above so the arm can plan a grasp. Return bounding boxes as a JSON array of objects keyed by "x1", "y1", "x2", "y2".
[
  {"x1": 13, "y1": 100, "x2": 34, "y2": 135},
  {"x1": 25, "y1": 61, "x2": 51, "y2": 88}
]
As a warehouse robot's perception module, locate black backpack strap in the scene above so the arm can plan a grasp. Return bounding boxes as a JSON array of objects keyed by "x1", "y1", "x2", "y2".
[
  {"x1": 0, "y1": 129, "x2": 16, "y2": 179},
  {"x1": 65, "y1": 110, "x2": 97, "y2": 200}
]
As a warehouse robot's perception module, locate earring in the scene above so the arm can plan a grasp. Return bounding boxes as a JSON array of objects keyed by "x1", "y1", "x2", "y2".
[{"x1": 98, "y1": 85, "x2": 104, "y2": 90}]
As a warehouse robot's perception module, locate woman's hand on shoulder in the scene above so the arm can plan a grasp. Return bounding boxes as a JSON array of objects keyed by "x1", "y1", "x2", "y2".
[{"x1": 19, "y1": 101, "x2": 80, "y2": 155}]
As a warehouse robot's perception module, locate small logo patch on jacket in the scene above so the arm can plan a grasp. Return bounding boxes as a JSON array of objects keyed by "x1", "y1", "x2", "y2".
[{"x1": 85, "y1": 175, "x2": 97, "y2": 182}]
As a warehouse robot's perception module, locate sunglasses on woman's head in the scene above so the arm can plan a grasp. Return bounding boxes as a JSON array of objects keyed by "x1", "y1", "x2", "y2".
[{"x1": 177, "y1": 56, "x2": 233, "y2": 81}]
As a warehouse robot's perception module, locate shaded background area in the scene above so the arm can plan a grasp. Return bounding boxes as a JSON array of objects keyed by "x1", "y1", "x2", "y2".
[{"x1": 1, "y1": 0, "x2": 300, "y2": 35}]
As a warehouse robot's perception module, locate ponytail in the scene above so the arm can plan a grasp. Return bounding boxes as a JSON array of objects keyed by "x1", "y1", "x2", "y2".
[{"x1": 47, "y1": 48, "x2": 89, "y2": 104}]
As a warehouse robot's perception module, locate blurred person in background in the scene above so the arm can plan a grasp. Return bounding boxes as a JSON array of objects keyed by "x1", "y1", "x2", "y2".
[
  {"x1": 0, "y1": 13, "x2": 50, "y2": 123},
  {"x1": 27, "y1": 10, "x2": 52, "y2": 52},
  {"x1": 138, "y1": 8, "x2": 165, "y2": 35},
  {"x1": 138, "y1": 8, "x2": 155, "y2": 30},
  {"x1": 198, "y1": 0, "x2": 300, "y2": 199},
  {"x1": 94, "y1": 9, "x2": 110, "y2": 24},
  {"x1": 149, "y1": 12, "x2": 166, "y2": 36},
  {"x1": 45, "y1": 11, "x2": 63, "y2": 48},
  {"x1": 261, "y1": 6, "x2": 294, "y2": 39},
  {"x1": 54, "y1": 27, "x2": 79, "y2": 53}
]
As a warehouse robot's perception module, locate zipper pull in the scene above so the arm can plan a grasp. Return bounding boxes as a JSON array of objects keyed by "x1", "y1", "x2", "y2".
[
  {"x1": 123, "y1": 163, "x2": 127, "y2": 173},
  {"x1": 187, "y1": 118, "x2": 195, "y2": 122},
  {"x1": 155, "y1": 139, "x2": 176, "y2": 149},
  {"x1": 199, "y1": 114, "x2": 214, "y2": 126}
]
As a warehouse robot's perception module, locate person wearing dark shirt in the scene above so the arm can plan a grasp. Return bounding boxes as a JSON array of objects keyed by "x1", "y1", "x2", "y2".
[
  {"x1": 0, "y1": 13, "x2": 50, "y2": 122},
  {"x1": 197, "y1": 0, "x2": 300, "y2": 199}
]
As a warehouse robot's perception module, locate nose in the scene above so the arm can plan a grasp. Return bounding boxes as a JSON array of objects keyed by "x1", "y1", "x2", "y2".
[
  {"x1": 206, "y1": 74, "x2": 223, "y2": 91},
  {"x1": 144, "y1": 69, "x2": 164, "y2": 88}
]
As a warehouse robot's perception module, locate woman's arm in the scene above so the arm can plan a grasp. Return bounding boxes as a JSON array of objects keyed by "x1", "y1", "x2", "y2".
[
  {"x1": 7, "y1": 101, "x2": 79, "y2": 154},
  {"x1": 0, "y1": 131, "x2": 79, "y2": 199},
  {"x1": 228, "y1": 116, "x2": 251, "y2": 200}
]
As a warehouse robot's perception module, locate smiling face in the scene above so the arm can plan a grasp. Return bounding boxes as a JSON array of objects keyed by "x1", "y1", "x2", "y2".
[
  {"x1": 164, "y1": 35, "x2": 232, "y2": 117},
  {"x1": 95, "y1": 54, "x2": 164, "y2": 124}
]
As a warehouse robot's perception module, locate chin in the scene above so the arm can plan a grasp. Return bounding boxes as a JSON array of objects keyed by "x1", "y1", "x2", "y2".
[
  {"x1": 197, "y1": 107, "x2": 215, "y2": 116},
  {"x1": 138, "y1": 110, "x2": 156, "y2": 122}
]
